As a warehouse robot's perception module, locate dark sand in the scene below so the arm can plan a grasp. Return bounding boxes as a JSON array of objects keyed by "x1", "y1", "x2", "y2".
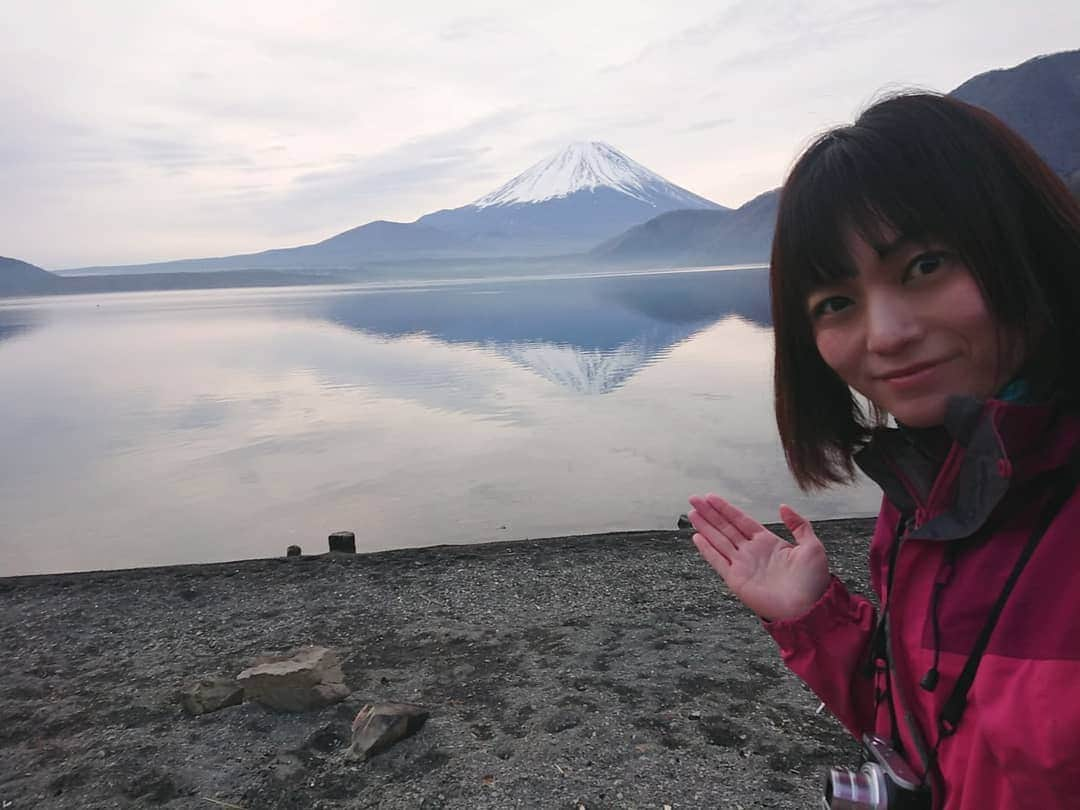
[{"x1": 0, "y1": 518, "x2": 876, "y2": 809}]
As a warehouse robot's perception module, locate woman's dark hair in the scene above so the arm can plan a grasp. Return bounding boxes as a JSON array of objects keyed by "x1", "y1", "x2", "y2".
[{"x1": 771, "y1": 92, "x2": 1080, "y2": 489}]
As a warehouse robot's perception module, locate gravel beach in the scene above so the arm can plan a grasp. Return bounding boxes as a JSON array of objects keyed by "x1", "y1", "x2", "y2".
[{"x1": 0, "y1": 518, "x2": 876, "y2": 809}]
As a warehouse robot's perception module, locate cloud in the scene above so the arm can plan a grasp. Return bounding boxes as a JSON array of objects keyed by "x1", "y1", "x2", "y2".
[
  {"x1": 125, "y1": 134, "x2": 254, "y2": 173},
  {"x1": 0, "y1": 96, "x2": 251, "y2": 179},
  {"x1": 607, "y1": 0, "x2": 948, "y2": 80},
  {"x1": 609, "y1": 113, "x2": 667, "y2": 130},
  {"x1": 226, "y1": 107, "x2": 527, "y2": 235},
  {"x1": 685, "y1": 118, "x2": 735, "y2": 132},
  {"x1": 438, "y1": 15, "x2": 509, "y2": 42}
]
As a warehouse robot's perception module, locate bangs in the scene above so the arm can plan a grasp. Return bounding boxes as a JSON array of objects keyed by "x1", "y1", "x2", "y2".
[{"x1": 778, "y1": 125, "x2": 968, "y2": 300}]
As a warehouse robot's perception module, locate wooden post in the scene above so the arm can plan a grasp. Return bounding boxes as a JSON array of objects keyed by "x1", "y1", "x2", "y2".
[{"x1": 328, "y1": 531, "x2": 356, "y2": 553}]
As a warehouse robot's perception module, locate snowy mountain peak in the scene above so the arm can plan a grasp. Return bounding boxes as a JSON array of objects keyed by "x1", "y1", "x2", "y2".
[{"x1": 472, "y1": 141, "x2": 719, "y2": 210}]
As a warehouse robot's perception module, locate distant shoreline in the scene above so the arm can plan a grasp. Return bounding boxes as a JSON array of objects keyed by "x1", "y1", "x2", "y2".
[
  {"x1": 2, "y1": 263, "x2": 777, "y2": 304},
  {"x1": 0, "y1": 268, "x2": 348, "y2": 299}
]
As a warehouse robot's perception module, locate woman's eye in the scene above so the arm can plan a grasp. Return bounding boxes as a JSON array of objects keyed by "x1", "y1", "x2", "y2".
[
  {"x1": 811, "y1": 296, "x2": 852, "y2": 318},
  {"x1": 905, "y1": 252, "x2": 946, "y2": 280}
]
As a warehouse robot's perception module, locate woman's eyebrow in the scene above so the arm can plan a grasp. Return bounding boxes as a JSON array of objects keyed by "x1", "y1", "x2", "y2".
[
  {"x1": 806, "y1": 265, "x2": 855, "y2": 293},
  {"x1": 871, "y1": 234, "x2": 930, "y2": 259},
  {"x1": 810, "y1": 255, "x2": 858, "y2": 283}
]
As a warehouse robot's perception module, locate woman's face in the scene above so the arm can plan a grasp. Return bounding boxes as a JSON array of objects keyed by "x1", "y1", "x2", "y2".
[{"x1": 807, "y1": 226, "x2": 1021, "y2": 428}]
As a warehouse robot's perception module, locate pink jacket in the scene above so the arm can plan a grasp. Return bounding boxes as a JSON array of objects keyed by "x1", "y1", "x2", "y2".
[{"x1": 767, "y1": 398, "x2": 1080, "y2": 810}]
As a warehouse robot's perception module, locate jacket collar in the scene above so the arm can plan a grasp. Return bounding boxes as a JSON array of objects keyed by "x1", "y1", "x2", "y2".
[{"x1": 854, "y1": 397, "x2": 1080, "y2": 541}]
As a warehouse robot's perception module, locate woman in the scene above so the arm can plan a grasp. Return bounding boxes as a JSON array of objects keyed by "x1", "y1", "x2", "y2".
[{"x1": 687, "y1": 93, "x2": 1080, "y2": 809}]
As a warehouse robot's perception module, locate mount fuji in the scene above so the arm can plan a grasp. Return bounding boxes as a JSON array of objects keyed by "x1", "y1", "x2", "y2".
[
  {"x1": 62, "y1": 142, "x2": 723, "y2": 275},
  {"x1": 416, "y1": 141, "x2": 723, "y2": 254},
  {"x1": 475, "y1": 141, "x2": 716, "y2": 208}
]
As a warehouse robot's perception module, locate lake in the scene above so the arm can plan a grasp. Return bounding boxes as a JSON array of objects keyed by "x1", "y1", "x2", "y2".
[{"x1": 0, "y1": 267, "x2": 880, "y2": 576}]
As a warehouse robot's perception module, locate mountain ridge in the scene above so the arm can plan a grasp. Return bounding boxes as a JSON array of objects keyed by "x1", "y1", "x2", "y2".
[
  {"x1": 593, "y1": 189, "x2": 778, "y2": 266},
  {"x1": 952, "y1": 49, "x2": 1080, "y2": 179},
  {"x1": 63, "y1": 142, "x2": 721, "y2": 276},
  {"x1": 0, "y1": 256, "x2": 63, "y2": 295},
  {"x1": 597, "y1": 48, "x2": 1080, "y2": 268}
]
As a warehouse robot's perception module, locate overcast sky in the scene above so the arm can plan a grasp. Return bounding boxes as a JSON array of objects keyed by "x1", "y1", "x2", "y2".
[{"x1": 3, "y1": 1, "x2": 1078, "y2": 269}]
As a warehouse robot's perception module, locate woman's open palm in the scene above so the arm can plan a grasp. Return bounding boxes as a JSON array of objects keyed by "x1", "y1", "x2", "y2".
[{"x1": 687, "y1": 494, "x2": 831, "y2": 622}]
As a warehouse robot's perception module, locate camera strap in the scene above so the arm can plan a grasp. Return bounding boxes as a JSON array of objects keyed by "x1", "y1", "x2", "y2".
[
  {"x1": 880, "y1": 514, "x2": 907, "y2": 754},
  {"x1": 935, "y1": 454, "x2": 1080, "y2": 740}
]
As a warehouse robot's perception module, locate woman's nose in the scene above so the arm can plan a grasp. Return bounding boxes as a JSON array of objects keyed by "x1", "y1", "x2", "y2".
[{"x1": 865, "y1": 296, "x2": 922, "y2": 354}]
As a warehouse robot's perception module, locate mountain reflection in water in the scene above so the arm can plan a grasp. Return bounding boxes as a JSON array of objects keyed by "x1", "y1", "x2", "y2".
[
  {"x1": 0, "y1": 309, "x2": 39, "y2": 345},
  {"x1": 0, "y1": 266, "x2": 885, "y2": 576},
  {"x1": 319, "y1": 268, "x2": 769, "y2": 394}
]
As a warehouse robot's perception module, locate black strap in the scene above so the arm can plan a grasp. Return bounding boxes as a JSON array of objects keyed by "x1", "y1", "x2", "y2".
[
  {"x1": 864, "y1": 514, "x2": 909, "y2": 753},
  {"x1": 937, "y1": 455, "x2": 1080, "y2": 737}
]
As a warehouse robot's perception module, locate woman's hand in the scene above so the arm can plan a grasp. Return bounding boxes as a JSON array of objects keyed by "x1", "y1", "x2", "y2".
[{"x1": 687, "y1": 494, "x2": 831, "y2": 622}]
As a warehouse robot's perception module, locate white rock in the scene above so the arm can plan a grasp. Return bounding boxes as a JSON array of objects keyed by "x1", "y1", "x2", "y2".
[{"x1": 236, "y1": 646, "x2": 349, "y2": 712}]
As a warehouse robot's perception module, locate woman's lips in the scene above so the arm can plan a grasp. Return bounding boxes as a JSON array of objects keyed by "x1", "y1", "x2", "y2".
[{"x1": 877, "y1": 359, "x2": 948, "y2": 389}]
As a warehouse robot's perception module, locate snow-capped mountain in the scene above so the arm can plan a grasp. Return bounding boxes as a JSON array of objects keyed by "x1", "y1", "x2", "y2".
[
  {"x1": 473, "y1": 141, "x2": 718, "y2": 210},
  {"x1": 414, "y1": 141, "x2": 723, "y2": 255},
  {"x1": 64, "y1": 142, "x2": 723, "y2": 273}
]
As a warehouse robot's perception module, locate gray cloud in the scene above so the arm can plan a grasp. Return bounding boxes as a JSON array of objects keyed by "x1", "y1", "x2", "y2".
[
  {"x1": 0, "y1": 95, "x2": 251, "y2": 177},
  {"x1": 685, "y1": 118, "x2": 735, "y2": 132},
  {"x1": 439, "y1": 16, "x2": 509, "y2": 42},
  {"x1": 608, "y1": 0, "x2": 947, "y2": 77},
  {"x1": 609, "y1": 113, "x2": 667, "y2": 130},
  {"x1": 125, "y1": 134, "x2": 254, "y2": 173},
  {"x1": 237, "y1": 107, "x2": 526, "y2": 235}
]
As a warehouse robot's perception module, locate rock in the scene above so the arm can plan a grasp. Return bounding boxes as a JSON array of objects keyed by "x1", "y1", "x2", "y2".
[
  {"x1": 249, "y1": 682, "x2": 351, "y2": 713},
  {"x1": 349, "y1": 702, "x2": 429, "y2": 760},
  {"x1": 676, "y1": 514, "x2": 693, "y2": 530},
  {"x1": 179, "y1": 677, "x2": 244, "y2": 716},
  {"x1": 237, "y1": 646, "x2": 350, "y2": 712},
  {"x1": 245, "y1": 646, "x2": 345, "y2": 684},
  {"x1": 286, "y1": 545, "x2": 302, "y2": 557},
  {"x1": 328, "y1": 531, "x2": 356, "y2": 553}
]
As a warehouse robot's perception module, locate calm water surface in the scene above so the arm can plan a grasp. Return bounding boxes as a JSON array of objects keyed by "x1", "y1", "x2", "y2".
[{"x1": 0, "y1": 268, "x2": 879, "y2": 575}]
